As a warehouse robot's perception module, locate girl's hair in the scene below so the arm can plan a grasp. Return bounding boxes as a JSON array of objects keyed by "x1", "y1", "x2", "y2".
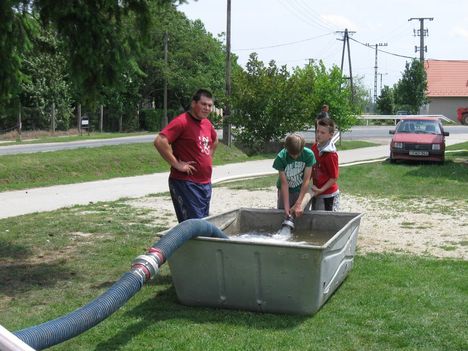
[
  {"x1": 317, "y1": 117, "x2": 335, "y2": 134},
  {"x1": 285, "y1": 133, "x2": 305, "y2": 155}
]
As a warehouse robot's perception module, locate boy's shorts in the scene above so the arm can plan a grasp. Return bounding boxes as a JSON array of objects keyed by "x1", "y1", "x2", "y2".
[
  {"x1": 312, "y1": 192, "x2": 340, "y2": 212},
  {"x1": 169, "y1": 178, "x2": 212, "y2": 223},
  {"x1": 277, "y1": 190, "x2": 300, "y2": 209}
]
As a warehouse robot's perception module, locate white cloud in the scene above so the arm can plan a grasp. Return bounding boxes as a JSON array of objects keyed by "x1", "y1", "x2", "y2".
[{"x1": 321, "y1": 14, "x2": 359, "y2": 31}]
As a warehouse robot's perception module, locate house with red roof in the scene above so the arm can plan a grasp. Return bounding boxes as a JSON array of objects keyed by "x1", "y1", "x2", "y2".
[{"x1": 421, "y1": 59, "x2": 468, "y2": 123}]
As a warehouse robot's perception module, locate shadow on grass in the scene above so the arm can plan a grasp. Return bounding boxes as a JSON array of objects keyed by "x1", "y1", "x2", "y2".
[
  {"x1": 95, "y1": 274, "x2": 308, "y2": 351},
  {"x1": 0, "y1": 240, "x2": 31, "y2": 259},
  {"x1": 0, "y1": 260, "x2": 77, "y2": 297}
]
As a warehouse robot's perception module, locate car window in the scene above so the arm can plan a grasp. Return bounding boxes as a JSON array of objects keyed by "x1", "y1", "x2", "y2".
[
  {"x1": 397, "y1": 120, "x2": 441, "y2": 134},
  {"x1": 396, "y1": 121, "x2": 414, "y2": 133}
]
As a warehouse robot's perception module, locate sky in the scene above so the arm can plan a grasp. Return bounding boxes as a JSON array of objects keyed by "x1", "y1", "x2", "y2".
[{"x1": 179, "y1": 0, "x2": 468, "y2": 100}]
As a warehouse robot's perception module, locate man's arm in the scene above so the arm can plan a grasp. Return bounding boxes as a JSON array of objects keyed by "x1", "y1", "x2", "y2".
[
  {"x1": 210, "y1": 136, "x2": 219, "y2": 157},
  {"x1": 154, "y1": 134, "x2": 196, "y2": 174}
]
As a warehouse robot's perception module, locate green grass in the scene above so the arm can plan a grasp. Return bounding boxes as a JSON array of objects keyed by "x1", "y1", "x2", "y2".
[
  {"x1": 0, "y1": 140, "x2": 377, "y2": 192},
  {"x1": 335, "y1": 140, "x2": 379, "y2": 150},
  {"x1": 447, "y1": 141, "x2": 468, "y2": 150},
  {"x1": 1, "y1": 200, "x2": 466, "y2": 351},
  {"x1": 0, "y1": 143, "x2": 273, "y2": 192}
]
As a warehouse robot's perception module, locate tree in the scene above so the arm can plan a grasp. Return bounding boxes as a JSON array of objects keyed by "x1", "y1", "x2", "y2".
[
  {"x1": 394, "y1": 60, "x2": 427, "y2": 114},
  {"x1": 19, "y1": 25, "x2": 73, "y2": 130},
  {"x1": 311, "y1": 62, "x2": 358, "y2": 133},
  {"x1": 1, "y1": 1, "x2": 186, "y2": 108},
  {"x1": 137, "y1": 4, "x2": 226, "y2": 115},
  {"x1": 230, "y1": 54, "x2": 307, "y2": 151},
  {"x1": 376, "y1": 85, "x2": 395, "y2": 114},
  {"x1": 230, "y1": 56, "x2": 361, "y2": 151},
  {"x1": 0, "y1": 2, "x2": 35, "y2": 103}
]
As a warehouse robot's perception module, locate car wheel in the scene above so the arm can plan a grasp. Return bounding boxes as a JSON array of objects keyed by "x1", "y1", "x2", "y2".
[
  {"x1": 389, "y1": 154, "x2": 396, "y2": 163},
  {"x1": 463, "y1": 113, "x2": 468, "y2": 125}
]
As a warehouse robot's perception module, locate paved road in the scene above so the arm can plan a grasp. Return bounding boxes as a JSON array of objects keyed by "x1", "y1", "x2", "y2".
[
  {"x1": 0, "y1": 134, "x2": 155, "y2": 155},
  {"x1": 1, "y1": 132, "x2": 467, "y2": 220},
  {"x1": 1, "y1": 126, "x2": 466, "y2": 155}
]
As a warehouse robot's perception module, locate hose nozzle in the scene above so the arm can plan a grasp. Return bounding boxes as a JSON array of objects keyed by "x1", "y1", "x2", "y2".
[
  {"x1": 281, "y1": 214, "x2": 295, "y2": 231},
  {"x1": 277, "y1": 214, "x2": 295, "y2": 236}
]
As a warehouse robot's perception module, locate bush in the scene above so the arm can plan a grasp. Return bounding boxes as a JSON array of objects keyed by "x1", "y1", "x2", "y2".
[{"x1": 140, "y1": 109, "x2": 163, "y2": 131}]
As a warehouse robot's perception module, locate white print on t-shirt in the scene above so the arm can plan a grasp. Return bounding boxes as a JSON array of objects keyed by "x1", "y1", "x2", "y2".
[
  {"x1": 285, "y1": 161, "x2": 305, "y2": 188},
  {"x1": 198, "y1": 135, "x2": 211, "y2": 155}
]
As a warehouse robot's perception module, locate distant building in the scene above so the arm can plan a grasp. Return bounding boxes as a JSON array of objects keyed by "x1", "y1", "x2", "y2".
[{"x1": 421, "y1": 59, "x2": 468, "y2": 122}]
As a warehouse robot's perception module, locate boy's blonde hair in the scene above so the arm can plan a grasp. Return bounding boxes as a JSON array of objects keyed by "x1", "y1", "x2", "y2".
[{"x1": 285, "y1": 133, "x2": 305, "y2": 155}]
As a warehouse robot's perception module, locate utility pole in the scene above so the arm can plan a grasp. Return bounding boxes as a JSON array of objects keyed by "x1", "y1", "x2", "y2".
[
  {"x1": 366, "y1": 42, "x2": 388, "y2": 104},
  {"x1": 51, "y1": 102, "x2": 56, "y2": 134},
  {"x1": 336, "y1": 28, "x2": 355, "y2": 101},
  {"x1": 408, "y1": 17, "x2": 433, "y2": 62},
  {"x1": 17, "y1": 101, "x2": 22, "y2": 141},
  {"x1": 379, "y1": 72, "x2": 388, "y2": 93},
  {"x1": 100, "y1": 105, "x2": 103, "y2": 132},
  {"x1": 223, "y1": 0, "x2": 232, "y2": 146},
  {"x1": 163, "y1": 31, "x2": 169, "y2": 128}
]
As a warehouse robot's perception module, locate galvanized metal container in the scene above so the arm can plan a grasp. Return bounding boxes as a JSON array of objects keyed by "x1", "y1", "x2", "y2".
[{"x1": 167, "y1": 208, "x2": 363, "y2": 315}]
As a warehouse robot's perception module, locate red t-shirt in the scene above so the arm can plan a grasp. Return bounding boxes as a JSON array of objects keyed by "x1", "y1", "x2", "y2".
[
  {"x1": 311, "y1": 143, "x2": 339, "y2": 195},
  {"x1": 160, "y1": 112, "x2": 217, "y2": 184}
]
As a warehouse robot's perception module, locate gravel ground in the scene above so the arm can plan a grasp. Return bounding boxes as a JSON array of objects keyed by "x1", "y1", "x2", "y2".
[{"x1": 126, "y1": 187, "x2": 468, "y2": 260}]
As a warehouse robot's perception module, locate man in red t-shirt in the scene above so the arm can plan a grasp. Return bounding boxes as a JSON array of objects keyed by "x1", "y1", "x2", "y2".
[
  {"x1": 311, "y1": 117, "x2": 340, "y2": 211},
  {"x1": 154, "y1": 89, "x2": 218, "y2": 222}
]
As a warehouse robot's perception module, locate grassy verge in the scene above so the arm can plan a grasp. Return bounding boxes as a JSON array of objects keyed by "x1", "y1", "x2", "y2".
[
  {"x1": 447, "y1": 141, "x2": 468, "y2": 150},
  {"x1": 1, "y1": 199, "x2": 466, "y2": 351},
  {"x1": 0, "y1": 141, "x2": 377, "y2": 192},
  {"x1": 335, "y1": 140, "x2": 379, "y2": 150},
  {"x1": 0, "y1": 143, "x2": 275, "y2": 192}
]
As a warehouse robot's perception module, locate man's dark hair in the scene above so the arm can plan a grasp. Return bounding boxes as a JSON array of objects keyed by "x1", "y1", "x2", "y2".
[{"x1": 192, "y1": 88, "x2": 213, "y2": 102}]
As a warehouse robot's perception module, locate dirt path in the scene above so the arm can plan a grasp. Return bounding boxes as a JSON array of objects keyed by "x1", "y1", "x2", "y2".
[{"x1": 127, "y1": 187, "x2": 467, "y2": 260}]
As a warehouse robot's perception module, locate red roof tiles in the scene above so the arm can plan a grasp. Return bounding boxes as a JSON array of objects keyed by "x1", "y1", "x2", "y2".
[{"x1": 425, "y1": 59, "x2": 468, "y2": 97}]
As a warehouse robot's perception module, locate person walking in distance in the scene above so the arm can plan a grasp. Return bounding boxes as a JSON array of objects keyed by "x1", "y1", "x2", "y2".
[
  {"x1": 315, "y1": 104, "x2": 329, "y2": 141},
  {"x1": 154, "y1": 89, "x2": 218, "y2": 223}
]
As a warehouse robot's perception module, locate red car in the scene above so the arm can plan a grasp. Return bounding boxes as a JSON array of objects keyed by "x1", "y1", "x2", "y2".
[{"x1": 389, "y1": 117, "x2": 449, "y2": 163}]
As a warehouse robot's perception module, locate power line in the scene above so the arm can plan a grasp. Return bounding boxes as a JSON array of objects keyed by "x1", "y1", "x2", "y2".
[
  {"x1": 276, "y1": 0, "x2": 334, "y2": 32},
  {"x1": 234, "y1": 32, "x2": 334, "y2": 51},
  {"x1": 349, "y1": 37, "x2": 414, "y2": 59},
  {"x1": 289, "y1": 0, "x2": 337, "y2": 31}
]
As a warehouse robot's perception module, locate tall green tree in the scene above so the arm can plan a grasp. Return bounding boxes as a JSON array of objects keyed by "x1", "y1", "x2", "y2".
[
  {"x1": 1, "y1": 0, "x2": 185, "y2": 108},
  {"x1": 20, "y1": 25, "x2": 73, "y2": 130},
  {"x1": 376, "y1": 85, "x2": 395, "y2": 115},
  {"x1": 394, "y1": 60, "x2": 427, "y2": 114},
  {"x1": 138, "y1": 3, "x2": 227, "y2": 114},
  {"x1": 311, "y1": 61, "x2": 358, "y2": 132},
  {"x1": 0, "y1": 2, "x2": 36, "y2": 103}
]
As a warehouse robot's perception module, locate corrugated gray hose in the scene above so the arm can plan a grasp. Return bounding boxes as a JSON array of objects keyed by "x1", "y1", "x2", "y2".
[{"x1": 14, "y1": 219, "x2": 228, "y2": 350}]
